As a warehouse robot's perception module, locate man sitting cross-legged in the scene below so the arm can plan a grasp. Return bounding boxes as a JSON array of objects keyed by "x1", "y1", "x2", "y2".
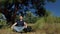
[{"x1": 11, "y1": 16, "x2": 27, "y2": 32}]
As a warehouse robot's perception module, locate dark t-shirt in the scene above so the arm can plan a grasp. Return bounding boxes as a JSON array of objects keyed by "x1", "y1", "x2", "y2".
[{"x1": 16, "y1": 20, "x2": 24, "y2": 26}]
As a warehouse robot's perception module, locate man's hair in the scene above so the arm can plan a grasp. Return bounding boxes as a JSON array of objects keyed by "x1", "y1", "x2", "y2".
[{"x1": 20, "y1": 15, "x2": 23, "y2": 17}]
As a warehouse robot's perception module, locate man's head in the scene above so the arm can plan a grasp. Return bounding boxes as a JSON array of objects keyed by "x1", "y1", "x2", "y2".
[{"x1": 19, "y1": 16, "x2": 23, "y2": 20}]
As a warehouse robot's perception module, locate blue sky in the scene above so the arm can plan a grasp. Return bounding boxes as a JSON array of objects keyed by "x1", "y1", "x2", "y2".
[{"x1": 45, "y1": 0, "x2": 60, "y2": 17}]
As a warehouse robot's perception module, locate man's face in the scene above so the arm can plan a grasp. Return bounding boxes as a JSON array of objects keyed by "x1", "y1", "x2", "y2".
[{"x1": 20, "y1": 16, "x2": 23, "y2": 20}]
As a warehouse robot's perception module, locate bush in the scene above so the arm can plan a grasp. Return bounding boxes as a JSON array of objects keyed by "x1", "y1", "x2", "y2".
[
  {"x1": 0, "y1": 13, "x2": 7, "y2": 28},
  {"x1": 16, "y1": 11, "x2": 39, "y2": 23},
  {"x1": 34, "y1": 16, "x2": 60, "y2": 30},
  {"x1": 24, "y1": 11, "x2": 39, "y2": 23},
  {"x1": 45, "y1": 16, "x2": 60, "y2": 23},
  {"x1": 0, "y1": 19, "x2": 7, "y2": 25},
  {"x1": 34, "y1": 17, "x2": 45, "y2": 30}
]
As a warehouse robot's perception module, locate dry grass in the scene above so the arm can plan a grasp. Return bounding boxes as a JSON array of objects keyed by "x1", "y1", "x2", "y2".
[
  {"x1": 0, "y1": 29, "x2": 47, "y2": 34},
  {"x1": 0, "y1": 23, "x2": 60, "y2": 34}
]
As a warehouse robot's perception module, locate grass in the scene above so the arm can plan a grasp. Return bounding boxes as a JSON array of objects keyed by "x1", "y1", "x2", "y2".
[
  {"x1": 0, "y1": 23, "x2": 60, "y2": 34},
  {"x1": 0, "y1": 28, "x2": 46, "y2": 34},
  {"x1": 0, "y1": 16, "x2": 60, "y2": 34}
]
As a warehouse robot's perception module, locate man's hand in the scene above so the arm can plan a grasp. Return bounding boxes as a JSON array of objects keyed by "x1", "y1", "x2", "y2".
[
  {"x1": 11, "y1": 26, "x2": 13, "y2": 29},
  {"x1": 11, "y1": 23, "x2": 17, "y2": 29},
  {"x1": 24, "y1": 22, "x2": 27, "y2": 28}
]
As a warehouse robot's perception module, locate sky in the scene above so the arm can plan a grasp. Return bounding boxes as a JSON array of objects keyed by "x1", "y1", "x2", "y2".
[{"x1": 45, "y1": 0, "x2": 60, "y2": 17}]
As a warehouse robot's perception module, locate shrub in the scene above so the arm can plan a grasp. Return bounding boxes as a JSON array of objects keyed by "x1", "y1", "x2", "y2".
[
  {"x1": 0, "y1": 13, "x2": 7, "y2": 29},
  {"x1": 34, "y1": 15, "x2": 60, "y2": 29},
  {"x1": 0, "y1": 19, "x2": 7, "y2": 25},
  {"x1": 34, "y1": 17, "x2": 45, "y2": 30}
]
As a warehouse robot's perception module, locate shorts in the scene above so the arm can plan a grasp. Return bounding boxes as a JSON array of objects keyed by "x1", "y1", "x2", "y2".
[{"x1": 13, "y1": 26, "x2": 24, "y2": 32}]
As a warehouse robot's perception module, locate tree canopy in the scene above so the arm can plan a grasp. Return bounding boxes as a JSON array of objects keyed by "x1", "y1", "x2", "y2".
[{"x1": 0, "y1": 0, "x2": 56, "y2": 24}]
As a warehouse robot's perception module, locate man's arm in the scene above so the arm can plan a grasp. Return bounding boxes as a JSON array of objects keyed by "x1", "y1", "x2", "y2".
[
  {"x1": 24, "y1": 22, "x2": 27, "y2": 28},
  {"x1": 11, "y1": 22, "x2": 17, "y2": 29}
]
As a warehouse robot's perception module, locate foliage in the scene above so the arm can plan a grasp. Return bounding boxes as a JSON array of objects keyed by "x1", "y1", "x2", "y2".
[
  {"x1": 0, "y1": 13, "x2": 7, "y2": 25},
  {"x1": 24, "y1": 11, "x2": 39, "y2": 23},
  {"x1": 47, "y1": 0, "x2": 56, "y2": 3},
  {"x1": 0, "y1": 19, "x2": 7, "y2": 25},
  {"x1": 16, "y1": 11, "x2": 39, "y2": 23},
  {"x1": 34, "y1": 17, "x2": 45, "y2": 30},
  {"x1": 34, "y1": 15, "x2": 60, "y2": 30},
  {"x1": 0, "y1": 13, "x2": 7, "y2": 29},
  {"x1": 45, "y1": 16, "x2": 60, "y2": 23},
  {"x1": 0, "y1": 0, "x2": 56, "y2": 25}
]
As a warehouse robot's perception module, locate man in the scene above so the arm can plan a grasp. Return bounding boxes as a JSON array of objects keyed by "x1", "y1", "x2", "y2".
[{"x1": 11, "y1": 16, "x2": 27, "y2": 32}]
